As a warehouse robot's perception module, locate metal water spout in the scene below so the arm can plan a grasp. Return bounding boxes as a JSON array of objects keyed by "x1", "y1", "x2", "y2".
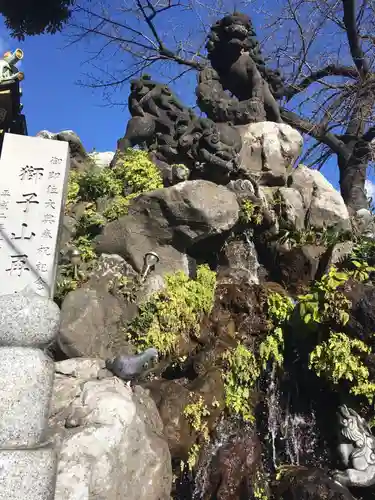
[{"x1": 139, "y1": 251, "x2": 159, "y2": 283}]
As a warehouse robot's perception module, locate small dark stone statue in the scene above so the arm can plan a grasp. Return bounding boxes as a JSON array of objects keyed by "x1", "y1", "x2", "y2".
[
  {"x1": 105, "y1": 347, "x2": 159, "y2": 386},
  {"x1": 333, "y1": 405, "x2": 375, "y2": 487},
  {"x1": 197, "y1": 12, "x2": 283, "y2": 124},
  {"x1": 116, "y1": 75, "x2": 243, "y2": 180},
  {"x1": 117, "y1": 75, "x2": 192, "y2": 160},
  {"x1": 178, "y1": 116, "x2": 242, "y2": 180}
]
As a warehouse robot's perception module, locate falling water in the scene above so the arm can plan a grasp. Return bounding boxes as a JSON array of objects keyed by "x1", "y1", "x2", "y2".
[
  {"x1": 283, "y1": 408, "x2": 317, "y2": 465},
  {"x1": 243, "y1": 229, "x2": 260, "y2": 284},
  {"x1": 265, "y1": 366, "x2": 317, "y2": 468},
  {"x1": 266, "y1": 364, "x2": 280, "y2": 467}
]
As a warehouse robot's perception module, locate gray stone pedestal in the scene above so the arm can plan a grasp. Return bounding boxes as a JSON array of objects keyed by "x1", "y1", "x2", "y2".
[
  {"x1": 0, "y1": 445, "x2": 57, "y2": 500},
  {"x1": 0, "y1": 291, "x2": 61, "y2": 500}
]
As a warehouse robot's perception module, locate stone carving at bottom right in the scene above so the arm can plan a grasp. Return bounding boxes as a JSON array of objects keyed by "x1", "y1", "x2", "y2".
[{"x1": 333, "y1": 404, "x2": 375, "y2": 487}]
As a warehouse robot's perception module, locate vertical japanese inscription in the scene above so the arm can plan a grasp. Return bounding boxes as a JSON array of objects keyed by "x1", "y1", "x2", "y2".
[
  {"x1": 5, "y1": 164, "x2": 45, "y2": 278},
  {"x1": 0, "y1": 133, "x2": 69, "y2": 296}
]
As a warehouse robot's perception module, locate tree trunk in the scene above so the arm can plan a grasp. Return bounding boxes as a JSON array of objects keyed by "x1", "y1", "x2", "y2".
[{"x1": 338, "y1": 140, "x2": 369, "y2": 213}]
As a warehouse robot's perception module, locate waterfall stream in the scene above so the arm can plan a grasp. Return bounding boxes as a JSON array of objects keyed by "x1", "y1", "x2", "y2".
[{"x1": 265, "y1": 366, "x2": 318, "y2": 468}]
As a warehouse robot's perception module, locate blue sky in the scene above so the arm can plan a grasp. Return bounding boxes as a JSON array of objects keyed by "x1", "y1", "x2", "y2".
[
  {"x1": 0, "y1": 9, "x2": 373, "y2": 197},
  {"x1": 0, "y1": 20, "x2": 125, "y2": 152}
]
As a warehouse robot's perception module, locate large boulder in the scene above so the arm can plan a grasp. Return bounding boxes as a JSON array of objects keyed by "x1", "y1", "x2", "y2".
[
  {"x1": 94, "y1": 180, "x2": 239, "y2": 276},
  {"x1": 88, "y1": 151, "x2": 115, "y2": 168},
  {"x1": 36, "y1": 129, "x2": 93, "y2": 171},
  {"x1": 57, "y1": 254, "x2": 161, "y2": 359},
  {"x1": 238, "y1": 122, "x2": 303, "y2": 186},
  {"x1": 58, "y1": 287, "x2": 126, "y2": 358},
  {"x1": 288, "y1": 164, "x2": 350, "y2": 229},
  {"x1": 50, "y1": 358, "x2": 172, "y2": 500}
]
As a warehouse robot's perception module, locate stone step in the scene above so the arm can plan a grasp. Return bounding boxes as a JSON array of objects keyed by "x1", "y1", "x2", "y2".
[
  {"x1": 0, "y1": 444, "x2": 57, "y2": 500},
  {"x1": 0, "y1": 347, "x2": 55, "y2": 447}
]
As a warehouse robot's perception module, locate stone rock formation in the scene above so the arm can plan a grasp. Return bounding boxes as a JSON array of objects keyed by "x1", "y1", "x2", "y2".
[
  {"x1": 50, "y1": 358, "x2": 172, "y2": 500},
  {"x1": 42, "y1": 24, "x2": 375, "y2": 496}
]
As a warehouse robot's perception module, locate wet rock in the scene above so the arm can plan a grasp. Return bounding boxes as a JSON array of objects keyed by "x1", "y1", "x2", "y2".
[
  {"x1": 238, "y1": 122, "x2": 303, "y2": 186},
  {"x1": 50, "y1": 359, "x2": 172, "y2": 500},
  {"x1": 198, "y1": 423, "x2": 266, "y2": 500},
  {"x1": 274, "y1": 244, "x2": 327, "y2": 293},
  {"x1": 217, "y1": 233, "x2": 260, "y2": 285},
  {"x1": 145, "y1": 371, "x2": 224, "y2": 462},
  {"x1": 208, "y1": 282, "x2": 269, "y2": 344},
  {"x1": 342, "y1": 280, "x2": 375, "y2": 348},
  {"x1": 146, "y1": 380, "x2": 196, "y2": 459},
  {"x1": 275, "y1": 466, "x2": 354, "y2": 500}
]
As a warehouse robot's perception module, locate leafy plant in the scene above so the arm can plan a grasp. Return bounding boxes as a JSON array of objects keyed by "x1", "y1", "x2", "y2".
[
  {"x1": 275, "y1": 225, "x2": 349, "y2": 249},
  {"x1": 349, "y1": 259, "x2": 375, "y2": 282},
  {"x1": 103, "y1": 195, "x2": 136, "y2": 221},
  {"x1": 78, "y1": 166, "x2": 123, "y2": 201},
  {"x1": 352, "y1": 238, "x2": 375, "y2": 263},
  {"x1": 240, "y1": 199, "x2": 264, "y2": 225},
  {"x1": 222, "y1": 343, "x2": 260, "y2": 422},
  {"x1": 73, "y1": 235, "x2": 97, "y2": 262},
  {"x1": 113, "y1": 148, "x2": 163, "y2": 192},
  {"x1": 76, "y1": 206, "x2": 106, "y2": 236},
  {"x1": 309, "y1": 332, "x2": 375, "y2": 402},
  {"x1": 259, "y1": 292, "x2": 294, "y2": 369},
  {"x1": 126, "y1": 265, "x2": 217, "y2": 356},
  {"x1": 298, "y1": 266, "x2": 351, "y2": 327},
  {"x1": 253, "y1": 470, "x2": 269, "y2": 500},
  {"x1": 54, "y1": 274, "x2": 78, "y2": 305},
  {"x1": 183, "y1": 394, "x2": 211, "y2": 470},
  {"x1": 66, "y1": 170, "x2": 81, "y2": 207}
]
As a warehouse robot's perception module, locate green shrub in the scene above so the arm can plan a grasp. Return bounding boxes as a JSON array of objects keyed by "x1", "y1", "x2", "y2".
[
  {"x1": 78, "y1": 167, "x2": 122, "y2": 201},
  {"x1": 239, "y1": 199, "x2": 263, "y2": 225},
  {"x1": 74, "y1": 236, "x2": 97, "y2": 262},
  {"x1": 309, "y1": 332, "x2": 375, "y2": 402},
  {"x1": 259, "y1": 292, "x2": 294, "y2": 369},
  {"x1": 103, "y1": 194, "x2": 137, "y2": 221},
  {"x1": 222, "y1": 343, "x2": 260, "y2": 422},
  {"x1": 113, "y1": 149, "x2": 163, "y2": 192},
  {"x1": 66, "y1": 170, "x2": 81, "y2": 207},
  {"x1": 76, "y1": 207, "x2": 106, "y2": 236},
  {"x1": 126, "y1": 265, "x2": 217, "y2": 356}
]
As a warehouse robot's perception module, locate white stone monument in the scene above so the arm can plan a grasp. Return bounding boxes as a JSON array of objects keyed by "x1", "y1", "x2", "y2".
[
  {"x1": 0, "y1": 133, "x2": 70, "y2": 297},
  {"x1": 0, "y1": 132, "x2": 70, "y2": 500}
]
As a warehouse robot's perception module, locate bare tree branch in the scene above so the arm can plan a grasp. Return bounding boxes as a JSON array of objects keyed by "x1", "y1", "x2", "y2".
[
  {"x1": 342, "y1": 0, "x2": 370, "y2": 77},
  {"x1": 281, "y1": 108, "x2": 349, "y2": 157},
  {"x1": 283, "y1": 64, "x2": 359, "y2": 99}
]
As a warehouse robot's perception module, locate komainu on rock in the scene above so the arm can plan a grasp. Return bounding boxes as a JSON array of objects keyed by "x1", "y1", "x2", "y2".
[{"x1": 333, "y1": 405, "x2": 375, "y2": 487}]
